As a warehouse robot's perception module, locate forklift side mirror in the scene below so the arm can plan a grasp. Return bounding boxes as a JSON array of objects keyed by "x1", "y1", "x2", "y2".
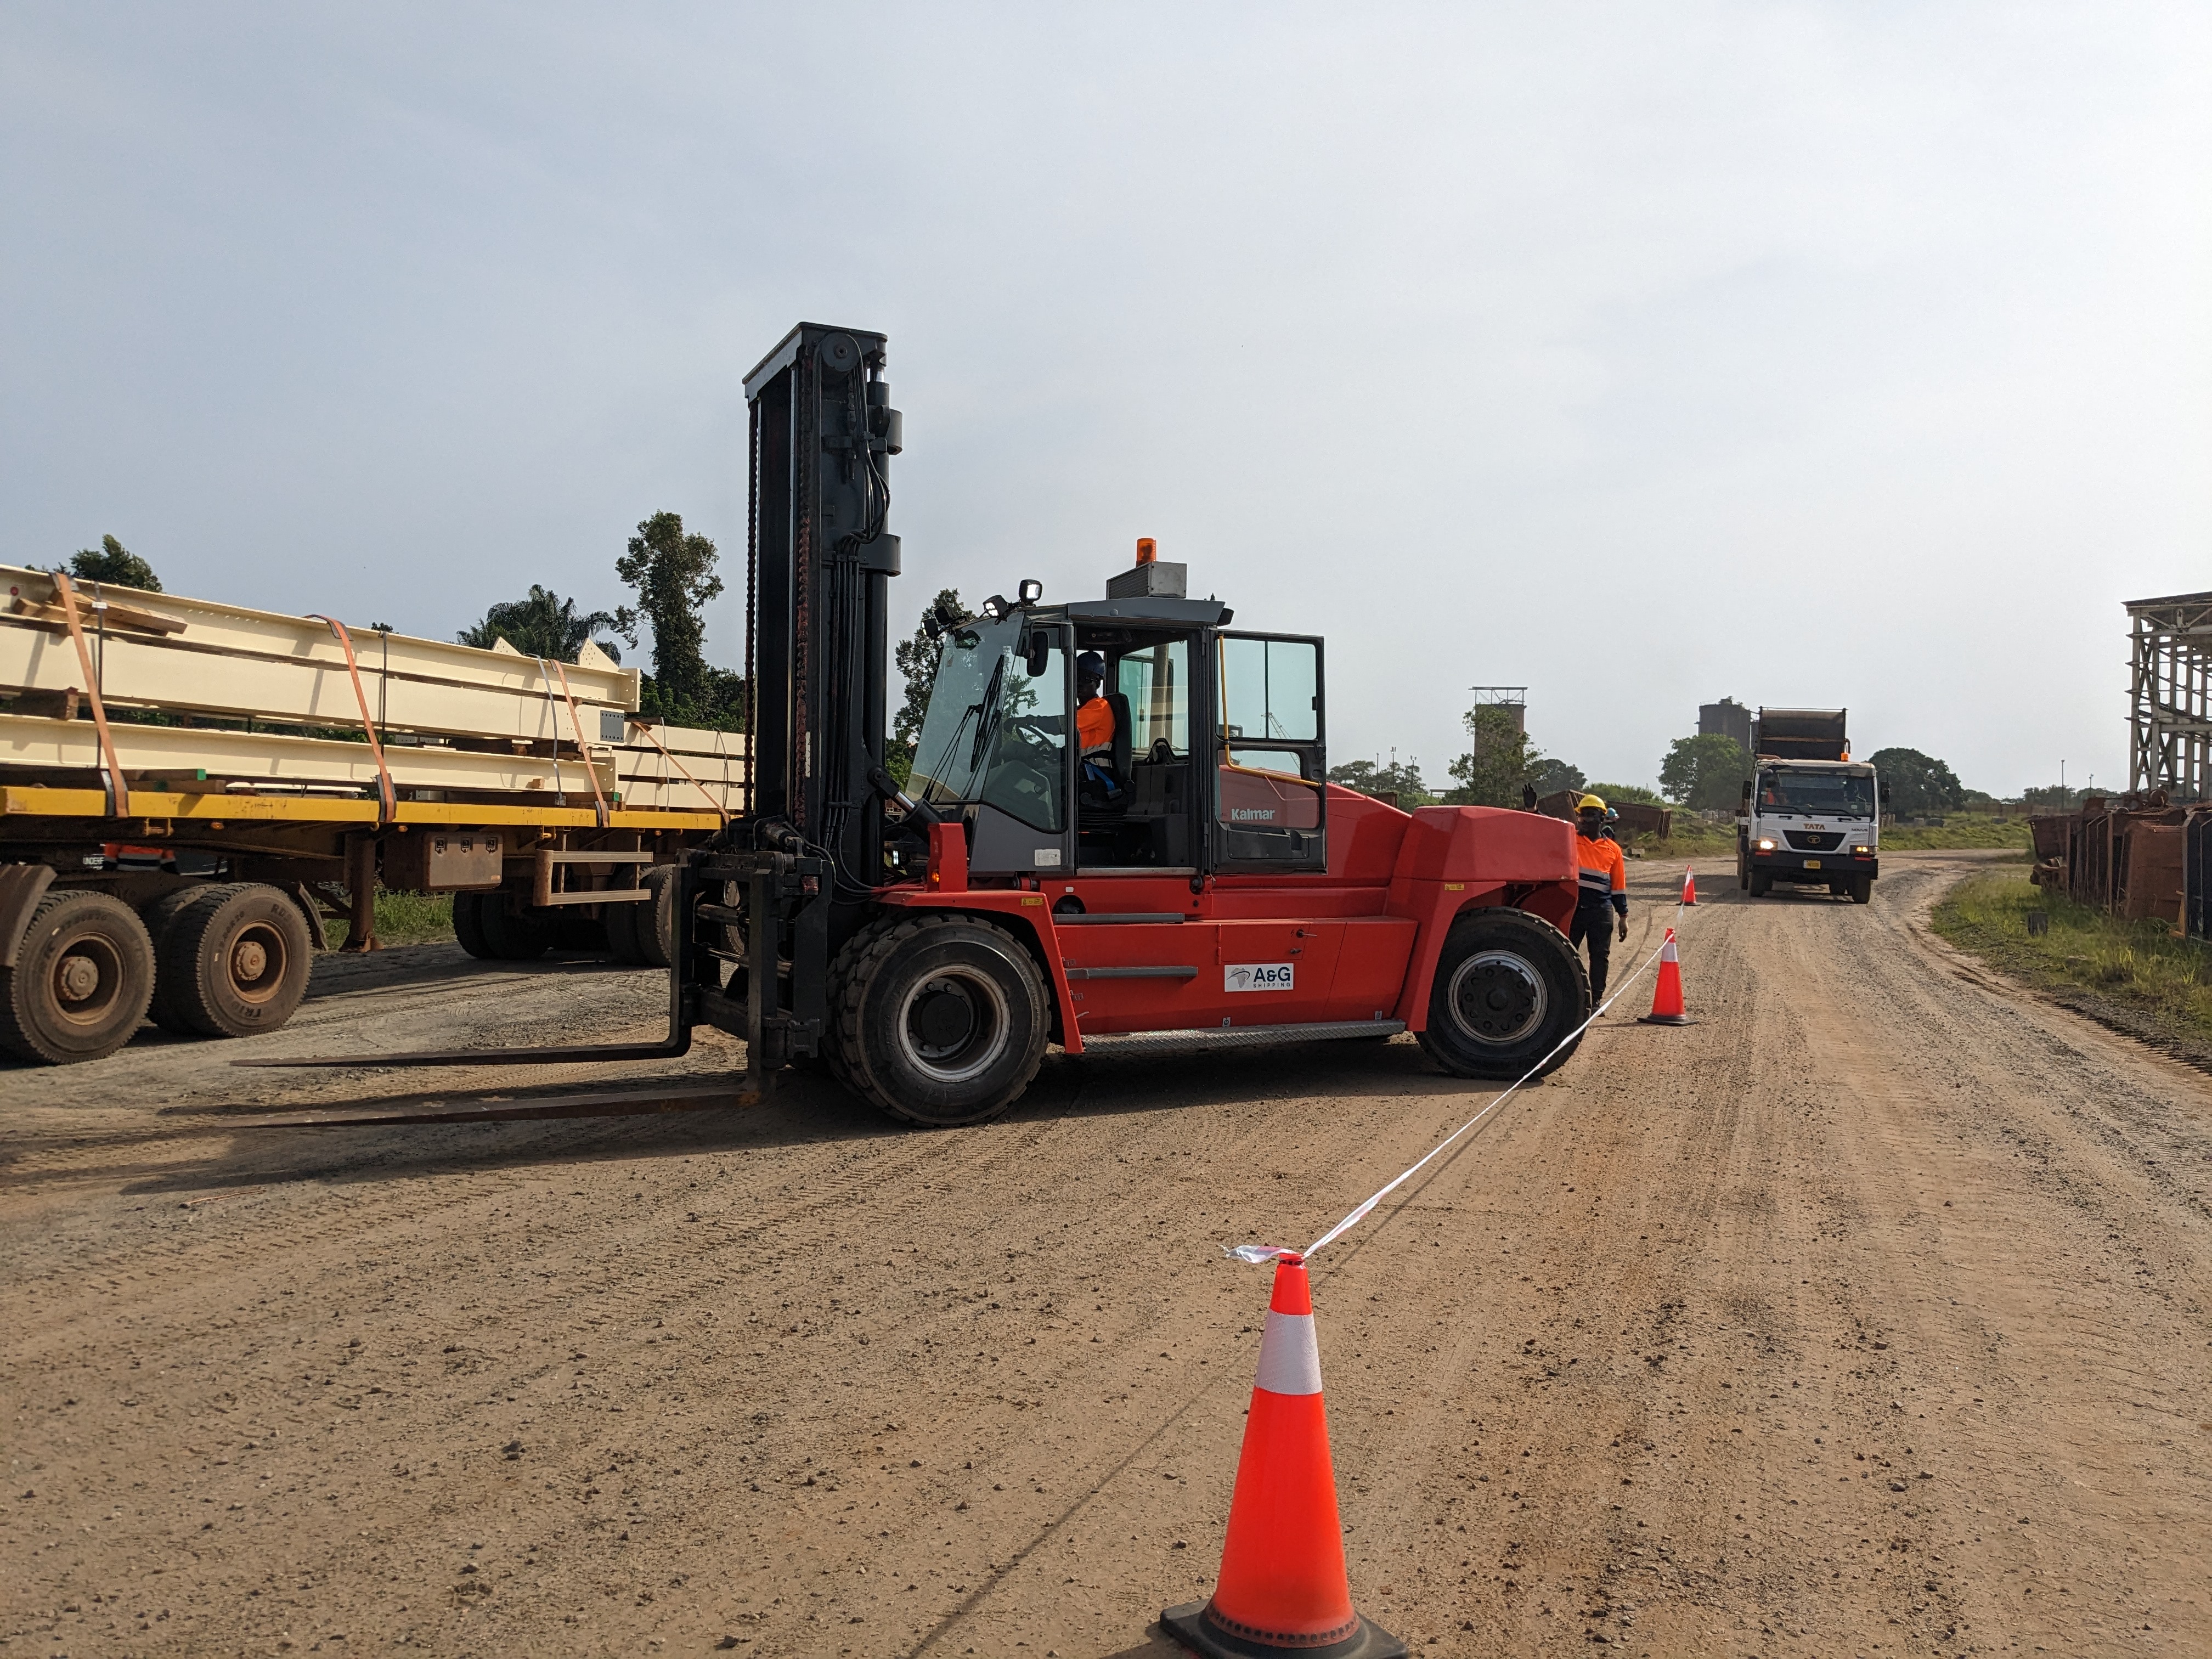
[{"x1": 1023, "y1": 630, "x2": 1051, "y2": 679}]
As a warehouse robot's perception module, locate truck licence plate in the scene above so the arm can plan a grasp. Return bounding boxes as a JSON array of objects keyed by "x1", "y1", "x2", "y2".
[{"x1": 1803, "y1": 859, "x2": 1821, "y2": 870}]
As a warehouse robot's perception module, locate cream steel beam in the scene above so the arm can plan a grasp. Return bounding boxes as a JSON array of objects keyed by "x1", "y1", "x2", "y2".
[
  {"x1": 0, "y1": 565, "x2": 639, "y2": 744},
  {"x1": 0, "y1": 714, "x2": 617, "y2": 799}
]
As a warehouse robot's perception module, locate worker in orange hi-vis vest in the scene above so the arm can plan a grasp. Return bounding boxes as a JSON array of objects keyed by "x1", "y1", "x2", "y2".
[
  {"x1": 1075, "y1": 651, "x2": 1121, "y2": 809},
  {"x1": 1571, "y1": 793, "x2": 1629, "y2": 1002}
]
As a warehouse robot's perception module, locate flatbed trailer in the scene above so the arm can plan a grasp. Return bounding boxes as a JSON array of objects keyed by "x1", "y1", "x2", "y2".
[{"x1": 0, "y1": 562, "x2": 745, "y2": 1064}]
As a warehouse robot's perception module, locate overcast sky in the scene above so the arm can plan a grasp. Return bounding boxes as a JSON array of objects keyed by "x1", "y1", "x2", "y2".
[{"x1": 5, "y1": 4, "x2": 2207, "y2": 795}]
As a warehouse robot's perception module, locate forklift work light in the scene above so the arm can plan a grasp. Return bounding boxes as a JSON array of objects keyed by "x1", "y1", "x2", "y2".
[
  {"x1": 981, "y1": 594, "x2": 1009, "y2": 620},
  {"x1": 1018, "y1": 579, "x2": 1043, "y2": 604}
]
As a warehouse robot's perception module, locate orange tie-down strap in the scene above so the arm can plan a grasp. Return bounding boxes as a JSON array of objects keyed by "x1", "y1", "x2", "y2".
[
  {"x1": 549, "y1": 659, "x2": 611, "y2": 828},
  {"x1": 627, "y1": 716, "x2": 729, "y2": 823},
  {"x1": 51, "y1": 571, "x2": 130, "y2": 817},
  {"x1": 307, "y1": 615, "x2": 397, "y2": 826}
]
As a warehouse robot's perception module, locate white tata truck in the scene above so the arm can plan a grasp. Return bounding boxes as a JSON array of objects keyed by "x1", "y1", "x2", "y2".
[{"x1": 1736, "y1": 709, "x2": 1891, "y2": 904}]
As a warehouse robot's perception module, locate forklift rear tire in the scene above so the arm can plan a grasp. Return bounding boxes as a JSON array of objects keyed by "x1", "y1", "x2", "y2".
[
  {"x1": 0, "y1": 890, "x2": 156, "y2": 1064},
  {"x1": 828, "y1": 913, "x2": 1049, "y2": 1127},
  {"x1": 452, "y1": 890, "x2": 495, "y2": 959},
  {"x1": 1415, "y1": 907, "x2": 1590, "y2": 1082},
  {"x1": 153, "y1": 882, "x2": 313, "y2": 1039}
]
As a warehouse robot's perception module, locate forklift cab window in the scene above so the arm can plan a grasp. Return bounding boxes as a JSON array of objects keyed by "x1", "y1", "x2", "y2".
[
  {"x1": 1116, "y1": 641, "x2": 1189, "y2": 758},
  {"x1": 1216, "y1": 634, "x2": 1326, "y2": 868},
  {"x1": 909, "y1": 613, "x2": 1068, "y2": 834}
]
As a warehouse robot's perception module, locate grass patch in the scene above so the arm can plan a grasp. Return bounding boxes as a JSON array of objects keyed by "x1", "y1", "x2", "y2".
[
  {"x1": 1931, "y1": 866, "x2": 2212, "y2": 1043},
  {"x1": 321, "y1": 890, "x2": 455, "y2": 950},
  {"x1": 1880, "y1": 818, "x2": 2033, "y2": 851}
]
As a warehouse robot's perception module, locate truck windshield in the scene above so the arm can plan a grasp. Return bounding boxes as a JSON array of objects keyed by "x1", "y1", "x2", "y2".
[
  {"x1": 908, "y1": 612, "x2": 1067, "y2": 832},
  {"x1": 1758, "y1": 768, "x2": 1875, "y2": 817}
]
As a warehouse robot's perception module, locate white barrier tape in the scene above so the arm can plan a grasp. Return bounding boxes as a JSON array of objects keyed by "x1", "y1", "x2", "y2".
[{"x1": 1230, "y1": 886, "x2": 1705, "y2": 1267}]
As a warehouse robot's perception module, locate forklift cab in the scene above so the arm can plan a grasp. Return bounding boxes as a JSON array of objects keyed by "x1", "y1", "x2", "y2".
[{"x1": 903, "y1": 595, "x2": 1327, "y2": 880}]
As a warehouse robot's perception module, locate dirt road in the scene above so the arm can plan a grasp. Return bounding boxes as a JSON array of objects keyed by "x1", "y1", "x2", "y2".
[{"x1": 5, "y1": 853, "x2": 2210, "y2": 1657}]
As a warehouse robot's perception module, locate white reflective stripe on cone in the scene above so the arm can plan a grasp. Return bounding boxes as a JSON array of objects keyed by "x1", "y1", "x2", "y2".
[
  {"x1": 1254, "y1": 1310, "x2": 1324, "y2": 1396},
  {"x1": 1661, "y1": 933, "x2": 1679, "y2": 962}
]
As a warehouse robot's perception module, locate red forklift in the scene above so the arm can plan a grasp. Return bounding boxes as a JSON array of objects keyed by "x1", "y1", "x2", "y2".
[{"x1": 264, "y1": 324, "x2": 1591, "y2": 1127}]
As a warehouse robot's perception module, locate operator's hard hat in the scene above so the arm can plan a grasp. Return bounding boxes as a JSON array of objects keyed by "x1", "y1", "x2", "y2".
[
  {"x1": 1076, "y1": 650, "x2": 1106, "y2": 679},
  {"x1": 1576, "y1": 793, "x2": 1607, "y2": 813}
]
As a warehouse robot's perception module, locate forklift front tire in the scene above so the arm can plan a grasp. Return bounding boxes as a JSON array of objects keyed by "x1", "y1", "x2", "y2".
[
  {"x1": 829, "y1": 913, "x2": 1049, "y2": 1128},
  {"x1": 1416, "y1": 907, "x2": 1590, "y2": 1082}
]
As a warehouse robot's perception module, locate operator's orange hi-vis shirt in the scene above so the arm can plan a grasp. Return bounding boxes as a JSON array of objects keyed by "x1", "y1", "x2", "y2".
[
  {"x1": 1077, "y1": 696, "x2": 1114, "y2": 755},
  {"x1": 1575, "y1": 832, "x2": 1628, "y2": 912}
]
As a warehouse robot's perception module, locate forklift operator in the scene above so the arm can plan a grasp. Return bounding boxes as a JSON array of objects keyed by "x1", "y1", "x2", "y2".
[
  {"x1": 1076, "y1": 650, "x2": 1121, "y2": 808},
  {"x1": 1571, "y1": 794, "x2": 1629, "y2": 1002}
]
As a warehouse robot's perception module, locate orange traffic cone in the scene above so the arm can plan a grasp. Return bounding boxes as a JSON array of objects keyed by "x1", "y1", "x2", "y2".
[
  {"x1": 1681, "y1": 866, "x2": 1699, "y2": 906},
  {"x1": 1638, "y1": 927, "x2": 1696, "y2": 1026},
  {"x1": 1163, "y1": 1256, "x2": 1405, "y2": 1659}
]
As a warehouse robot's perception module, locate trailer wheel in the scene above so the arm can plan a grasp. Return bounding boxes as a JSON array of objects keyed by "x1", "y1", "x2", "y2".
[
  {"x1": 143, "y1": 884, "x2": 222, "y2": 1034},
  {"x1": 1415, "y1": 907, "x2": 1590, "y2": 1082},
  {"x1": 154, "y1": 883, "x2": 313, "y2": 1039},
  {"x1": 452, "y1": 891, "x2": 495, "y2": 959},
  {"x1": 0, "y1": 890, "x2": 156, "y2": 1064},
  {"x1": 1849, "y1": 874, "x2": 1872, "y2": 904},
  {"x1": 633, "y1": 871, "x2": 672, "y2": 973},
  {"x1": 478, "y1": 898, "x2": 552, "y2": 961},
  {"x1": 828, "y1": 913, "x2": 1048, "y2": 1127},
  {"x1": 603, "y1": 895, "x2": 648, "y2": 965}
]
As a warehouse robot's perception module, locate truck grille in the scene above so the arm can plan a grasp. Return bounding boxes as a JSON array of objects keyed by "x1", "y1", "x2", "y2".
[{"x1": 1786, "y1": 831, "x2": 1843, "y2": 851}]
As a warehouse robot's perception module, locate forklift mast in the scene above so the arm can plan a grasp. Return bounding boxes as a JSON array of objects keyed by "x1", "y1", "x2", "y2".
[{"x1": 741, "y1": 323, "x2": 902, "y2": 946}]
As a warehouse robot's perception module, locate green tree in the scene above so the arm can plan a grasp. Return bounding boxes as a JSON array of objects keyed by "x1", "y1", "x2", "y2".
[
  {"x1": 66, "y1": 534, "x2": 160, "y2": 592},
  {"x1": 2022, "y1": 783, "x2": 2080, "y2": 811},
  {"x1": 458, "y1": 585, "x2": 622, "y2": 663},
  {"x1": 1867, "y1": 746, "x2": 1965, "y2": 817},
  {"x1": 1444, "y1": 704, "x2": 1544, "y2": 806},
  {"x1": 614, "y1": 511, "x2": 723, "y2": 714},
  {"x1": 1328, "y1": 755, "x2": 1436, "y2": 805},
  {"x1": 1529, "y1": 757, "x2": 1585, "y2": 798},
  {"x1": 1589, "y1": 781, "x2": 1666, "y2": 808},
  {"x1": 1658, "y1": 733, "x2": 1752, "y2": 810}
]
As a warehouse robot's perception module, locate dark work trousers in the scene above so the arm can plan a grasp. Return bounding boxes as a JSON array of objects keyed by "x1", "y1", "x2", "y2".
[{"x1": 1570, "y1": 903, "x2": 1617, "y2": 1003}]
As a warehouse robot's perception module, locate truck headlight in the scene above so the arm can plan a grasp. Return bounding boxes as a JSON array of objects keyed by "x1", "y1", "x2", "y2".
[
  {"x1": 1756, "y1": 838, "x2": 1775, "y2": 853},
  {"x1": 1853, "y1": 845, "x2": 1872, "y2": 857}
]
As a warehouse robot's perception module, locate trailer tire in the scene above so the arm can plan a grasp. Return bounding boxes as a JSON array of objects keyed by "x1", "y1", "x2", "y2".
[
  {"x1": 0, "y1": 890, "x2": 156, "y2": 1064},
  {"x1": 143, "y1": 884, "x2": 223, "y2": 1034},
  {"x1": 1415, "y1": 906, "x2": 1590, "y2": 1082},
  {"x1": 635, "y1": 867, "x2": 675, "y2": 969},
  {"x1": 478, "y1": 898, "x2": 552, "y2": 961},
  {"x1": 603, "y1": 895, "x2": 648, "y2": 965},
  {"x1": 1749, "y1": 871, "x2": 1772, "y2": 898},
  {"x1": 1849, "y1": 874, "x2": 1872, "y2": 904},
  {"x1": 155, "y1": 883, "x2": 313, "y2": 1039},
  {"x1": 452, "y1": 891, "x2": 496, "y2": 960},
  {"x1": 828, "y1": 913, "x2": 1048, "y2": 1127}
]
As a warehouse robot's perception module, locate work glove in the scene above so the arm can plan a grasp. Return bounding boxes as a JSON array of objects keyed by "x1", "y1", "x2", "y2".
[{"x1": 1616, "y1": 915, "x2": 1629, "y2": 943}]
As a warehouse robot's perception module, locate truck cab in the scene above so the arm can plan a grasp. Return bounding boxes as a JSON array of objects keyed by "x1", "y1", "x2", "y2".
[{"x1": 1737, "y1": 758, "x2": 1885, "y2": 902}]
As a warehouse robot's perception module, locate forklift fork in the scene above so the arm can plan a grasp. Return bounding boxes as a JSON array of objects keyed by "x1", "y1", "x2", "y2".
[{"x1": 227, "y1": 850, "x2": 830, "y2": 1128}]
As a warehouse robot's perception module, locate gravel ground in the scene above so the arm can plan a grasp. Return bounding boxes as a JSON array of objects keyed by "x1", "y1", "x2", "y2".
[{"x1": 4, "y1": 852, "x2": 2209, "y2": 1657}]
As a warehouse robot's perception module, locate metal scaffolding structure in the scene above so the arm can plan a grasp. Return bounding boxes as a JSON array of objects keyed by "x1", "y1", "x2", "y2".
[{"x1": 2128, "y1": 590, "x2": 2212, "y2": 799}]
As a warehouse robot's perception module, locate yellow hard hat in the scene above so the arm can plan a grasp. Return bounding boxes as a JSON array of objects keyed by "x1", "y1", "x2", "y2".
[{"x1": 1576, "y1": 793, "x2": 1607, "y2": 814}]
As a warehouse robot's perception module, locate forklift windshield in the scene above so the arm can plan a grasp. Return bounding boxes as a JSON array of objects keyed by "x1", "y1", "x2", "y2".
[
  {"x1": 909, "y1": 612, "x2": 1068, "y2": 832},
  {"x1": 1758, "y1": 767, "x2": 1875, "y2": 818}
]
